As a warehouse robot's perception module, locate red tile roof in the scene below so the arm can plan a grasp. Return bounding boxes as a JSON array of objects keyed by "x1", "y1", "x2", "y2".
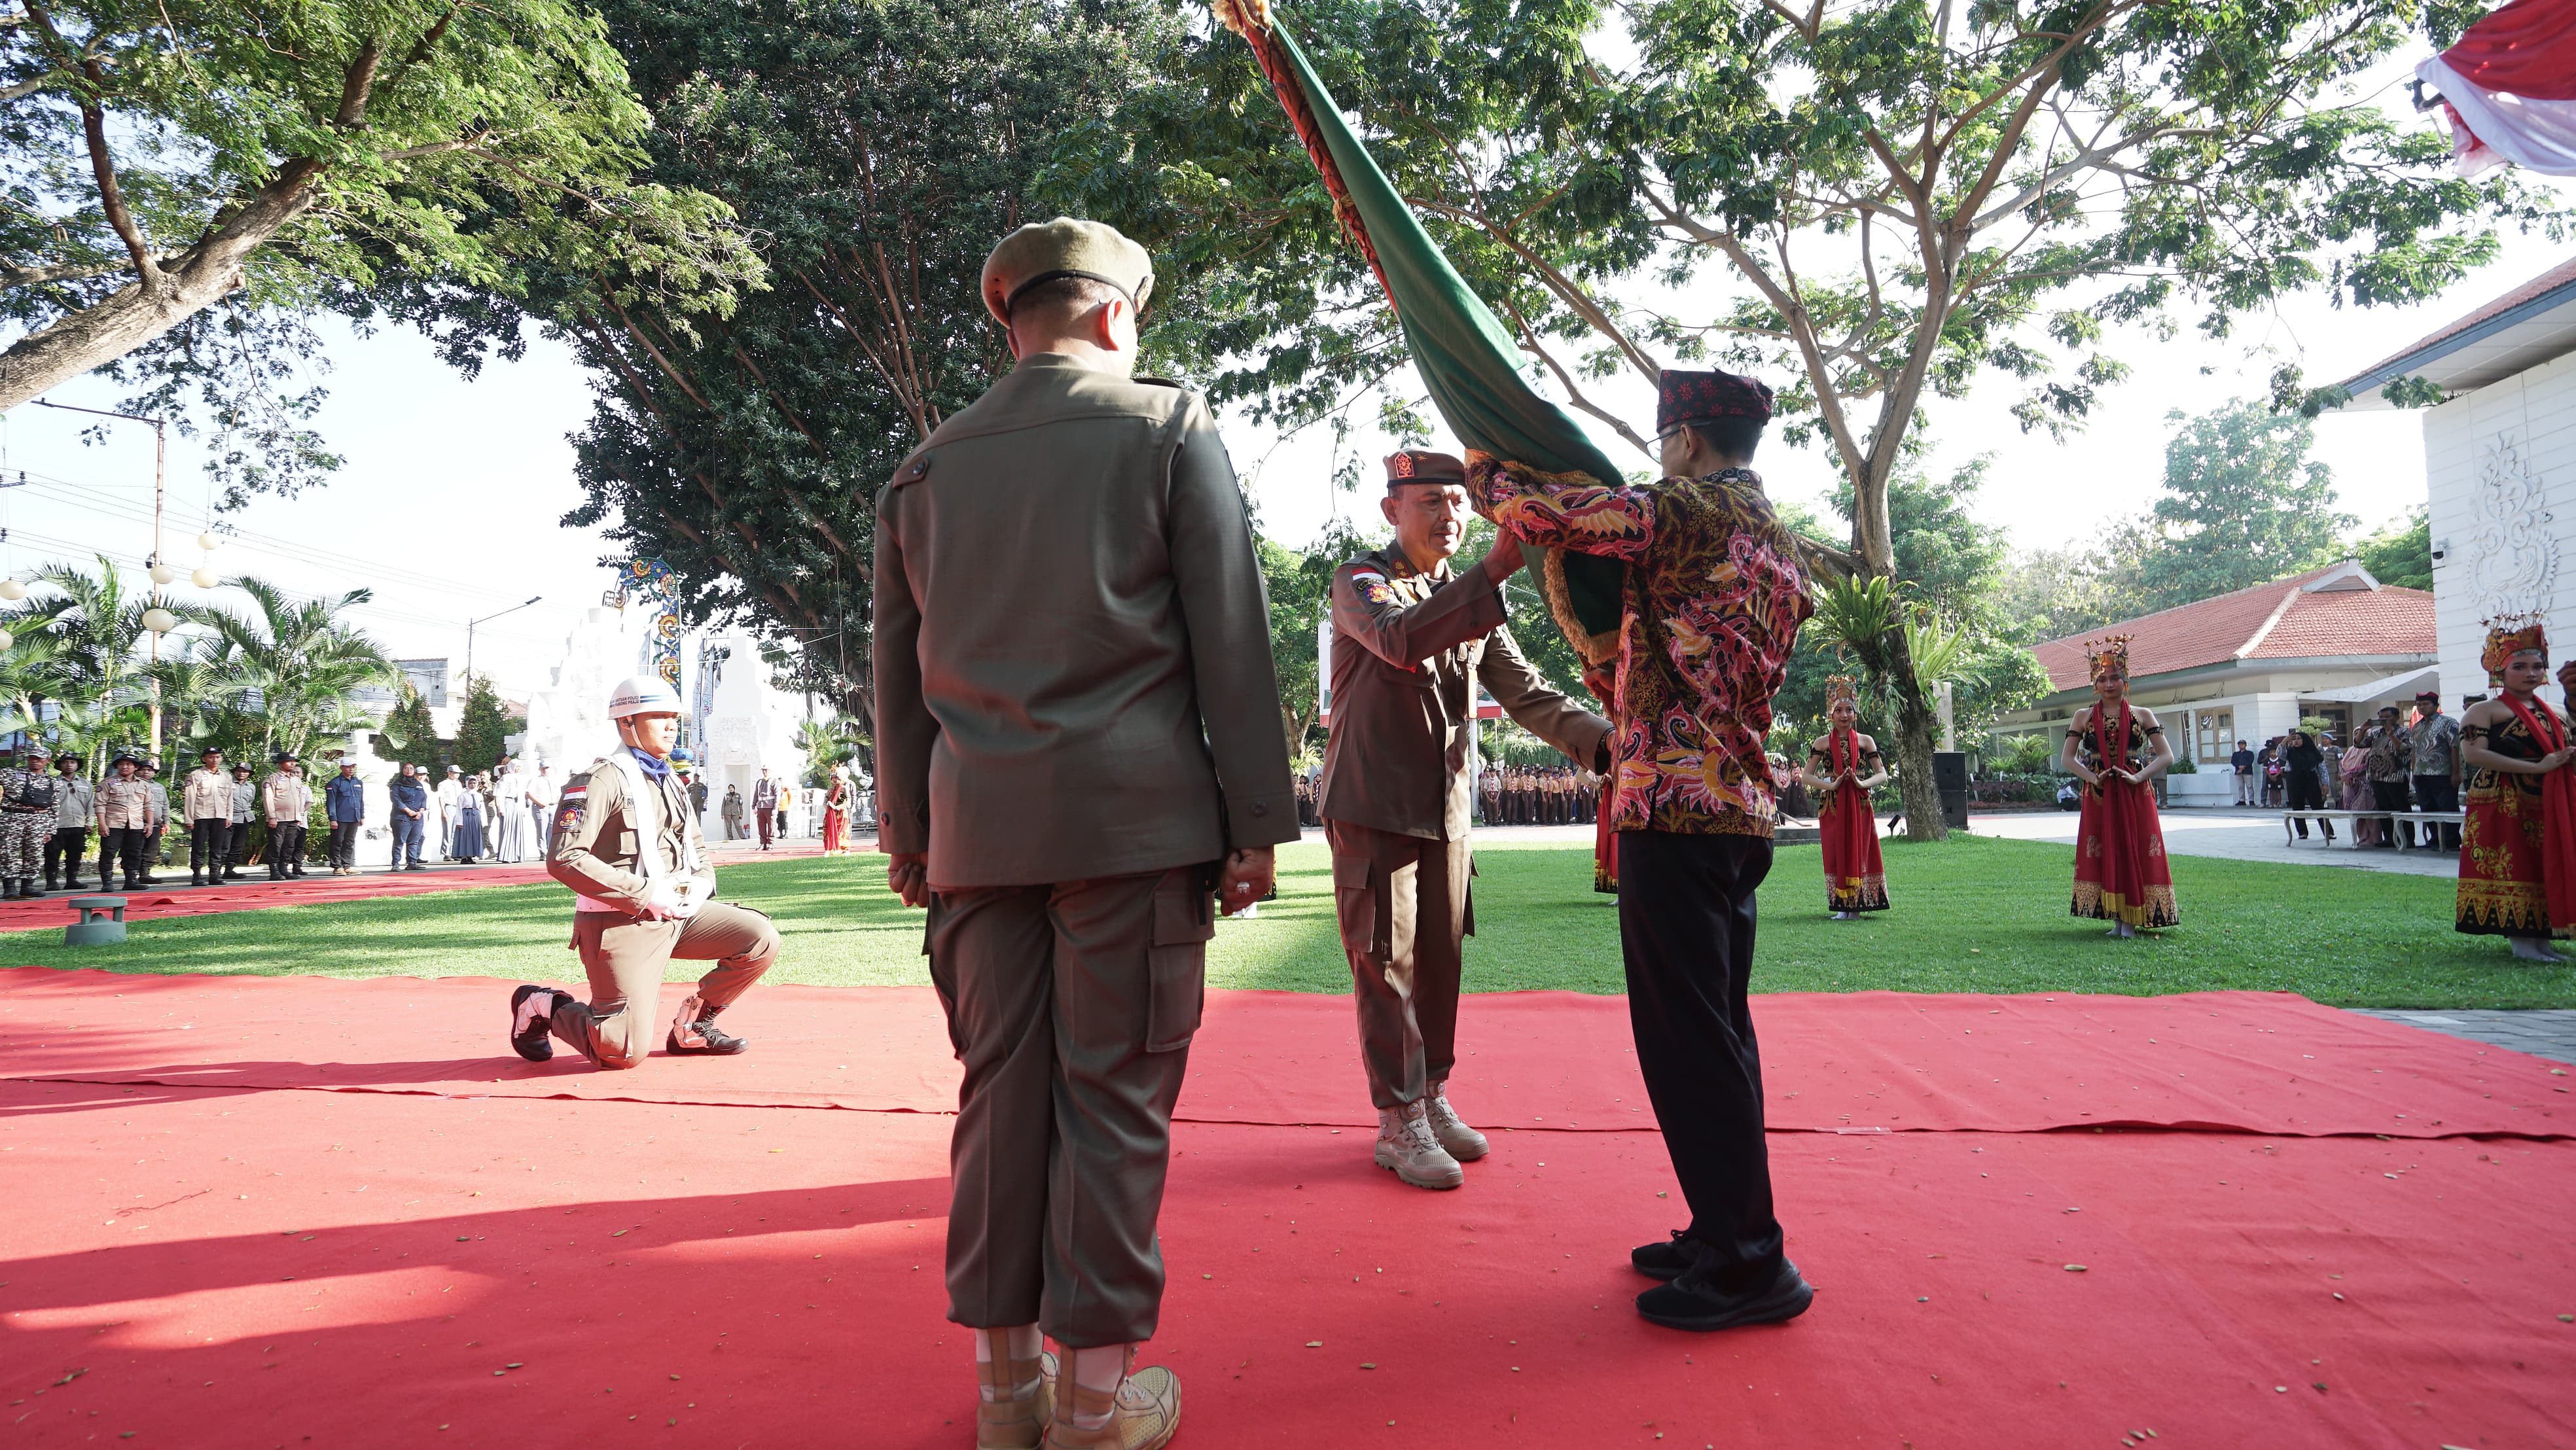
[{"x1": 2031, "y1": 563, "x2": 2436, "y2": 692}]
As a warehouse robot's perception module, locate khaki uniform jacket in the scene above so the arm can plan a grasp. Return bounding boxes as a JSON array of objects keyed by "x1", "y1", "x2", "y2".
[
  {"x1": 183, "y1": 768, "x2": 234, "y2": 821},
  {"x1": 546, "y1": 753, "x2": 715, "y2": 913},
  {"x1": 262, "y1": 775, "x2": 312, "y2": 824},
  {"x1": 98, "y1": 776, "x2": 152, "y2": 831},
  {"x1": 1319, "y1": 548, "x2": 1610, "y2": 841},
  {"x1": 872, "y1": 353, "x2": 1297, "y2": 888}
]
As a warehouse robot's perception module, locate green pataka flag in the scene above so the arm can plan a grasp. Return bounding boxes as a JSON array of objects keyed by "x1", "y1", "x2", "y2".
[{"x1": 1221, "y1": 4, "x2": 1628, "y2": 653}]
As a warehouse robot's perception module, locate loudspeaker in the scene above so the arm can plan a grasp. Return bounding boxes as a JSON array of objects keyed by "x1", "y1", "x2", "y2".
[{"x1": 1933, "y1": 750, "x2": 1970, "y2": 831}]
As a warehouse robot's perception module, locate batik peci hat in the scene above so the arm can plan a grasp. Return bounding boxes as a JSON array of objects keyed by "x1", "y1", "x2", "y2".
[{"x1": 1655, "y1": 368, "x2": 1774, "y2": 436}]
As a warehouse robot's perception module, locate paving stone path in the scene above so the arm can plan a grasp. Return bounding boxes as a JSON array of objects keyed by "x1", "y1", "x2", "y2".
[{"x1": 2352, "y1": 1008, "x2": 2576, "y2": 1067}]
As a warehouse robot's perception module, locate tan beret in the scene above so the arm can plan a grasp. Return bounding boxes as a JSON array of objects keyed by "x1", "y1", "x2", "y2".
[{"x1": 980, "y1": 218, "x2": 1155, "y2": 325}]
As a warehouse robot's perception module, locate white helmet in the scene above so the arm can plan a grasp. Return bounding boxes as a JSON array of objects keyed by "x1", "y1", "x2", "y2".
[{"x1": 606, "y1": 674, "x2": 683, "y2": 720}]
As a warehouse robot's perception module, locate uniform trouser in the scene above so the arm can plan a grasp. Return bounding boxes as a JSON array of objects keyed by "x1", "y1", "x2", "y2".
[
  {"x1": 548, "y1": 901, "x2": 779, "y2": 1070},
  {"x1": 1324, "y1": 819, "x2": 1471, "y2": 1110},
  {"x1": 2410, "y1": 774, "x2": 2461, "y2": 851},
  {"x1": 755, "y1": 809, "x2": 774, "y2": 847},
  {"x1": 2235, "y1": 773, "x2": 2257, "y2": 805},
  {"x1": 390, "y1": 815, "x2": 424, "y2": 866},
  {"x1": 1618, "y1": 830, "x2": 1785, "y2": 1296},
  {"x1": 188, "y1": 817, "x2": 228, "y2": 875},
  {"x1": 268, "y1": 822, "x2": 306, "y2": 876},
  {"x1": 329, "y1": 821, "x2": 361, "y2": 868},
  {"x1": 226, "y1": 821, "x2": 253, "y2": 869},
  {"x1": 45, "y1": 826, "x2": 88, "y2": 883},
  {"x1": 0, "y1": 811, "x2": 49, "y2": 878},
  {"x1": 99, "y1": 826, "x2": 149, "y2": 885},
  {"x1": 929, "y1": 865, "x2": 1211, "y2": 1349}
]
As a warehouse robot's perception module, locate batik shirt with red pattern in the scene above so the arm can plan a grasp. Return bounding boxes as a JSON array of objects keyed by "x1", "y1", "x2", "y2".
[{"x1": 1468, "y1": 459, "x2": 1812, "y2": 836}]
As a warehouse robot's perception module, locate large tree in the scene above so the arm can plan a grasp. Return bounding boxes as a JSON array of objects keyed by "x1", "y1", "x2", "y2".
[
  {"x1": 476, "y1": 0, "x2": 1181, "y2": 727},
  {"x1": 0, "y1": 0, "x2": 755, "y2": 495},
  {"x1": 2113, "y1": 400, "x2": 2350, "y2": 611},
  {"x1": 1064, "y1": 0, "x2": 2557, "y2": 837}
]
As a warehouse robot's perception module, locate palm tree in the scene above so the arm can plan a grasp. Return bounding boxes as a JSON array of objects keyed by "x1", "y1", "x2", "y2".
[
  {"x1": 186, "y1": 578, "x2": 401, "y2": 766},
  {"x1": 0, "y1": 557, "x2": 196, "y2": 769}
]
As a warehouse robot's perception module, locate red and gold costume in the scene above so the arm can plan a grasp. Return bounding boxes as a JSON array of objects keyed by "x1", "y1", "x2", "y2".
[
  {"x1": 2069, "y1": 638, "x2": 2179, "y2": 929},
  {"x1": 2456, "y1": 618, "x2": 2576, "y2": 937},
  {"x1": 1810, "y1": 676, "x2": 1887, "y2": 913}
]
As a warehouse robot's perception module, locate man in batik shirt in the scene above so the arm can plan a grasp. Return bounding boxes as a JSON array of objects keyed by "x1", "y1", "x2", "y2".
[{"x1": 1468, "y1": 366, "x2": 1816, "y2": 1334}]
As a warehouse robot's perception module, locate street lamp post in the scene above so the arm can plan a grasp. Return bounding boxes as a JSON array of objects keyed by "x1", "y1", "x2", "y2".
[
  {"x1": 34, "y1": 398, "x2": 168, "y2": 759},
  {"x1": 464, "y1": 597, "x2": 543, "y2": 696}
]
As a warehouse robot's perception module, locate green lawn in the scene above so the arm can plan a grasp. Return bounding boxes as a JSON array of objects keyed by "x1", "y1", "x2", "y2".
[{"x1": 6, "y1": 836, "x2": 2570, "y2": 1009}]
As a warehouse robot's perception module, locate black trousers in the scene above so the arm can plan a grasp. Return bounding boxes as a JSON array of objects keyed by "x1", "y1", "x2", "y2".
[
  {"x1": 188, "y1": 817, "x2": 228, "y2": 875},
  {"x1": 2410, "y1": 775, "x2": 2461, "y2": 851},
  {"x1": 2370, "y1": 780, "x2": 2411, "y2": 845},
  {"x1": 329, "y1": 821, "x2": 361, "y2": 868},
  {"x1": 2285, "y1": 771, "x2": 2332, "y2": 838},
  {"x1": 44, "y1": 827, "x2": 88, "y2": 883},
  {"x1": 268, "y1": 822, "x2": 306, "y2": 877},
  {"x1": 226, "y1": 821, "x2": 253, "y2": 869},
  {"x1": 99, "y1": 826, "x2": 149, "y2": 885},
  {"x1": 1617, "y1": 830, "x2": 1785, "y2": 1293}
]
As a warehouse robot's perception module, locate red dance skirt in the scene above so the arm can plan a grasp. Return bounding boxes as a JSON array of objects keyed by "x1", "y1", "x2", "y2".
[
  {"x1": 1820, "y1": 781, "x2": 1888, "y2": 911},
  {"x1": 2071, "y1": 778, "x2": 2178, "y2": 928},
  {"x1": 2456, "y1": 776, "x2": 2556, "y2": 936},
  {"x1": 821, "y1": 807, "x2": 847, "y2": 853}
]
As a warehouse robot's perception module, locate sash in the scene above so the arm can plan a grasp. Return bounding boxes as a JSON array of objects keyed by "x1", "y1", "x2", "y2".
[
  {"x1": 574, "y1": 747, "x2": 706, "y2": 917},
  {"x1": 2500, "y1": 692, "x2": 2576, "y2": 929}
]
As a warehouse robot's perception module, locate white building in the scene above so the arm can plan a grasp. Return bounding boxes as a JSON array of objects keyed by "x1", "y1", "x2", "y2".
[
  {"x1": 1990, "y1": 560, "x2": 2437, "y2": 805},
  {"x1": 2336, "y1": 256, "x2": 2576, "y2": 700}
]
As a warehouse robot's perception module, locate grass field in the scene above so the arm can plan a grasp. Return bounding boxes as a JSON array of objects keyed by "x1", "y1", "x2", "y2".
[{"x1": 7, "y1": 836, "x2": 2571, "y2": 1009}]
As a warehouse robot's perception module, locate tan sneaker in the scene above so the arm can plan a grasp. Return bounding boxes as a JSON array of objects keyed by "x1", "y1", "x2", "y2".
[
  {"x1": 1423, "y1": 1082, "x2": 1488, "y2": 1161},
  {"x1": 1374, "y1": 1102, "x2": 1464, "y2": 1190},
  {"x1": 1042, "y1": 1362, "x2": 1179, "y2": 1449},
  {"x1": 973, "y1": 1335, "x2": 1054, "y2": 1450}
]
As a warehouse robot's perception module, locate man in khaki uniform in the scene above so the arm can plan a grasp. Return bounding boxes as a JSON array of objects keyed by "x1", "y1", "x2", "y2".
[
  {"x1": 508, "y1": 675, "x2": 779, "y2": 1070},
  {"x1": 1322, "y1": 450, "x2": 1611, "y2": 1190},
  {"x1": 261, "y1": 753, "x2": 313, "y2": 880},
  {"x1": 875, "y1": 217, "x2": 1293, "y2": 1450}
]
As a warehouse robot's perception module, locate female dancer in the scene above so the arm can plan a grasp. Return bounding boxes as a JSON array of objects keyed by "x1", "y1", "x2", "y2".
[
  {"x1": 1802, "y1": 676, "x2": 1889, "y2": 918},
  {"x1": 821, "y1": 764, "x2": 851, "y2": 855},
  {"x1": 2456, "y1": 620, "x2": 2576, "y2": 961},
  {"x1": 2340, "y1": 723, "x2": 2380, "y2": 846},
  {"x1": 2058, "y1": 636, "x2": 2178, "y2": 936}
]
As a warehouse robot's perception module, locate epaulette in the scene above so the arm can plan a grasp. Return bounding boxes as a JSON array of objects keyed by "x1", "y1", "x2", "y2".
[
  {"x1": 889, "y1": 449, "x2": 934, "y2": 487},
  {"x1": 1133, "y1": 376, "x2": 1188, "y2": 389}
]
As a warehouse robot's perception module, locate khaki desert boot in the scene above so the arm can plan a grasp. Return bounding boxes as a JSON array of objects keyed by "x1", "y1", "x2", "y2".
[
  {"x1": 1374, "y1": 1101, "x2": 1465, "y2": 1190},
  {"x1": 973, "y1": 1335, "x2": 1054, "y2": 1450},
  {"x1": 1422, "y1": 1081, "x2": 1488, "y2": 1160},
  {"x1": 1042, "y1": 1364, "x2": 1180, "y2": 1450}
]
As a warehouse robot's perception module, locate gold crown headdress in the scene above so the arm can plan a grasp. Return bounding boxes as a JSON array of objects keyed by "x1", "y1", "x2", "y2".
[
  {"x1": 1825, "y1": 673, "x2": 1859, "y2": 707},
  {"x1": 2083, "y1": 635, "x2": 2132, "y2": 686},
  {"x1": 2481, "y1": 614, "x2": 2549, "y2": 682}
]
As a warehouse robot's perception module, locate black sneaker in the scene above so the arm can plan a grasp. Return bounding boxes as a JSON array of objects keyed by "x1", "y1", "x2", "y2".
[
  {"x1": 1636, "y1": 1256, "x2": 1814, "y2": 1332},
  {"x1": 1632, "y1": 1230, "x2": 1695, "y2": 1281},
  {"x1": 666, "y1": 1018, "x2": 749, "y2": 1056},
  {"x1": 509, "y1": 985, "x2": 558, "y2": 1063}
]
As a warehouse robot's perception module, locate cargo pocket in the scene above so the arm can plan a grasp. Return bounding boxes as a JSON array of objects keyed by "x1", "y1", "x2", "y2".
[
  {"x1": 1333, "y1": 853, "x2": 1390, "y2": 961},
  {"x1": 1145, "y1": 870, "x2": 1214, "y2": 1053}
]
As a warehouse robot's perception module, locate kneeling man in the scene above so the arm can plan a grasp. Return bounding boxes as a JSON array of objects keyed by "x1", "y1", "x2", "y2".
[
  {"x1": 509, "y1": 674, "x2": 778, "y2": 1068},
  {"x1": 1323, "y1": 450, "x2": 1610, "y2": 1189}
]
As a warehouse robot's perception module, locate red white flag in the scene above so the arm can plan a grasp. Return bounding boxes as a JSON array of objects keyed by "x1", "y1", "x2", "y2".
[{"x1": 2422, "y1": 0, "x2": 2576, "y2": 175}]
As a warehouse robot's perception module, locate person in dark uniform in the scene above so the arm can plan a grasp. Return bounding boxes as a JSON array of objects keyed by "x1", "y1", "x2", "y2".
[
  {"x1": 1319, "y1": 449, "x2": 1609, "y2": 1190},
  {"x1": 874, "y1": 217, "x2": 1291, "y2": 1450}
]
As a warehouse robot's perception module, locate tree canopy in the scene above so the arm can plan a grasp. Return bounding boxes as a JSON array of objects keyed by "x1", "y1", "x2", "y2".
[
  {"x1": 0, "y1": 0, "x2": 757, "y2": 498},
  {"x1": 467, "y1": 0, "x2": 1181, "y2": 724},
  {"x1": 1060, "y1": 0, "x2": 2559, "y2": 836},
  {"x1": 2119, "y1": 401, "x2": 2351, "y2": 612}
]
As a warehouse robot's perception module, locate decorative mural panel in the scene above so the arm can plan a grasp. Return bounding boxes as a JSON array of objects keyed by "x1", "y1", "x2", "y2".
[{"x1": 2464, "y1": 433, "x2": 2558, "y2": 621}]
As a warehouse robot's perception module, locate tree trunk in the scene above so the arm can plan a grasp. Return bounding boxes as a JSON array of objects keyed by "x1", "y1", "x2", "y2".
[
  {"x1": 1886, "y1": 645, "x2": 1948, "y2": 843},
  {"x1": 0, "y1": 168, "x2": 316, "y2": 412}
]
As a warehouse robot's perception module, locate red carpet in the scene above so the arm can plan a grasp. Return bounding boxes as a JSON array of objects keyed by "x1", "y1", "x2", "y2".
[
  {"x1": 4, "y1": 969, "x2": 2565, "y2": 1139},
  {"x1": 4, "y1": 970, "x2": 2573, "y2": 1448}
]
